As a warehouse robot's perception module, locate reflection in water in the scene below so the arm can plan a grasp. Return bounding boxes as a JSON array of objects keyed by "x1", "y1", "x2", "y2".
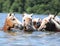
[{"x1": 0, "y1": 13, "x2": 60, "y2": 46}]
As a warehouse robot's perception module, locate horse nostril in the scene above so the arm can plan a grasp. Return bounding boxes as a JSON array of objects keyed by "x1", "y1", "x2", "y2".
[{"x1": 14, "y1": 24, "x2": 23, "y2": 30}]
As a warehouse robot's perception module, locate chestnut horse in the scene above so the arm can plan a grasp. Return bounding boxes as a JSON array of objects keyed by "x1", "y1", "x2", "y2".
[
  {"x1": 3, "y1": 13, "x2": 23, "y2": 32},
  {"x1": 22, "y1": 13, "x2": 34, "y2": 32}
]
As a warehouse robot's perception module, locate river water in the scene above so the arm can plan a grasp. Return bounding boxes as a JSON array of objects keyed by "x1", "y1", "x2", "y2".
[{"x1": 0, "y1": 13, "x2": 60, "y2": 46}]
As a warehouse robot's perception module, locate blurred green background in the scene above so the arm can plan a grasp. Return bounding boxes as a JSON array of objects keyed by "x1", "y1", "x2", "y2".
[{"x1": 0, "y1": 0, "x2": 60, "y2": 15}]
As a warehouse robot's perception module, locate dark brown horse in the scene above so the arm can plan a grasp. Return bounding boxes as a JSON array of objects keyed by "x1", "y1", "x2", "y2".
[{"x1": 38, "y1": 14, "x2": 60, "y2": 32}]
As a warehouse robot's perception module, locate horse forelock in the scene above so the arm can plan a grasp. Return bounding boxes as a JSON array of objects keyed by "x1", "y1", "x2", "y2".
[{"x1": 23, "y1": 15, "x2": 32, "y2": 20}]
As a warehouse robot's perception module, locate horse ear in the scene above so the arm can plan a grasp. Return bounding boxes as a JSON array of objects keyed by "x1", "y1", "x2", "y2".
[
  {"x1": 11, "y1": 13, "x2": 15, "y2": 16},
  {"x1": 22, "y1": 12, "x2": 27, "y2": 17},
  {"x1": 7, "y1": 13, "x2": 11, "y2": 18},
  {"x1": 8, "y1": 13, "x2": 11, "y2": 16},
  {"x1": 30, "y1": 13, "x2": 33, "y2": 17},
  {"x1": 22, "y1": 13, "x2": 25, "y2": 17}
]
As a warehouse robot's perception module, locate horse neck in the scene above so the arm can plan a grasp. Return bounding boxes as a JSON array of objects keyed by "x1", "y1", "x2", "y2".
[
  {"x1": 3, "y1": 19, "x2": 9, "y2": 31},
  {"x1": 3, "y1": 24, "x2": 8, "y2": 32}
]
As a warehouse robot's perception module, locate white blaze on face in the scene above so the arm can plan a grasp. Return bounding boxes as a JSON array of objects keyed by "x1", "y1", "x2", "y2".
[
  {"x1": 32, "y1": 18, "x2": 41, "y2": 22},
  {"x1": 22, "y1": 13, "x2": 33, "y2": 25},
  {"x1": 23, "y1": 13, "x2": 33, "y2": 20}
]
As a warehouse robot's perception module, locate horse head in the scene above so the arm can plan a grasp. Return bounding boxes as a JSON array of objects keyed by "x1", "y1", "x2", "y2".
[
  {"x1": 32, "y1": 18, "x2": 42, "y2": 30},
  {"x1": 22, "y1": 13, "x2": 34, "y2": 31},
  {"x1": 3, "y1": 13, "x2": 23, "y2": 32},
  {"x1": 38, "y1": 14, "x2": 55, "y2": 31}
]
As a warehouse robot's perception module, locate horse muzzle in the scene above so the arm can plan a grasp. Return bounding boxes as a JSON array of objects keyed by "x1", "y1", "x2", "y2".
[{"x1": 14, "y1": 24, "x2": 24, "y2": 30}]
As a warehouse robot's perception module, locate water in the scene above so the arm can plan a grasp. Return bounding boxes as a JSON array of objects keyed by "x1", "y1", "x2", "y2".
[{"x1": 0, "y1": 13, "x2": 60, "y2": 46}]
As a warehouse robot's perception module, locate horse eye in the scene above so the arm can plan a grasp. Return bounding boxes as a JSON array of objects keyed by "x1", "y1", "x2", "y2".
[
  {"x1": 24, "y1": 20, "x2": 25, "y2": 21},
  {"x1": 12, "y1": 18, "x2": 15, "y2": 20}
]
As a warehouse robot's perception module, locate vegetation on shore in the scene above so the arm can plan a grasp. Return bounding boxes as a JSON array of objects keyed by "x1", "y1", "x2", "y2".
[{"x1": 0, "y1": 0, "x2": 60, "y2": 15}]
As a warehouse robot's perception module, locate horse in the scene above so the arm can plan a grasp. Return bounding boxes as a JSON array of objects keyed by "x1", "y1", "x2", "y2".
[
  {"x1": 38, "y1": 14, "x2": 55, "y2": 31},
  {"x1": 3, "y1": 13, "x2": 23, "y2": 32},
  {"x1": 22, "y1": 13, "x2": 34, "y2": 32},
  {"x1": 50, "y1": 17, "x2": 60, "y2": 32},
  {"x1": 32, "y1": 18, "x2": 42, "y2": 30},
  {"x1": 38, "y1": 14, "x2": 60, "y2": 32}
]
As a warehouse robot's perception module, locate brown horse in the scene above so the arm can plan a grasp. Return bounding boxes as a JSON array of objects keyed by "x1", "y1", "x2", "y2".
[
  {"x1": 22, "y1": 13, "x2": 34, "y2": 32},
  {"x1": 32, "y1": 18, "x2": 42, "y2": 30},
  {"x1": 3, "y1": 13, "x2": 23, "y2": 32}
]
